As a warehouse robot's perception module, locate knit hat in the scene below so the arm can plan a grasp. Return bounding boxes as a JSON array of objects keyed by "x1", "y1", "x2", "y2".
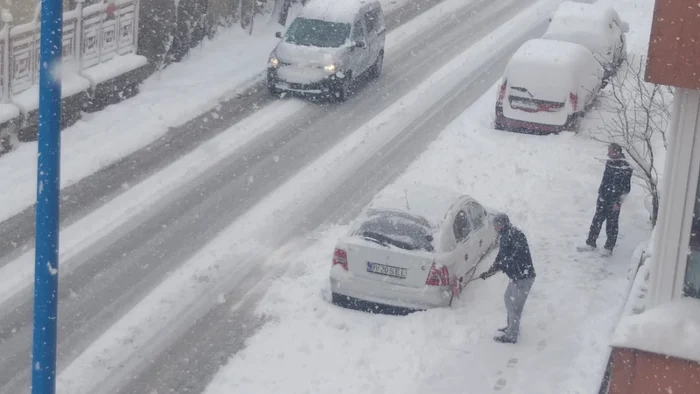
[{"x1": 493, "y1": 213, "x2": 510, "y2": 228}]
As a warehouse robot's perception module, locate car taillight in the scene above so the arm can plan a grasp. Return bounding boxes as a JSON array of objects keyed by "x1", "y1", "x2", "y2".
[
  {"x1": 569, "y1": 93, "x2": 578, "y2": 111},
  {"x1": 425, "y1": 262, "x2": 450, "y2": 286},
  {"x1": 333, "y1": 248, "x2": 348, "y2": 270},
  {"x1": 498, "y1": 80, "x2": 507, "y2": 101}
]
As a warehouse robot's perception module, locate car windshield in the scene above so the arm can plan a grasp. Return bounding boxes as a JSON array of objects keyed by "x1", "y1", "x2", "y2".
[
  {"x1": 354, "y1": 212, "x2": 434, "y2": 252},
  {"x1": 285, "y1": 18, "x2": 351, "y2": 48}
]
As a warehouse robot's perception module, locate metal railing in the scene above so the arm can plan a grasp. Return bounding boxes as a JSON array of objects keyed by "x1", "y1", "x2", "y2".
[{"x1": 0, "y1": 0, "x2": 140, "y2": 104}]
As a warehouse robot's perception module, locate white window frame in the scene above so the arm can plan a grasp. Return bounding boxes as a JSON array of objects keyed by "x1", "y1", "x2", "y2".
[{"x1": 649, "y1": 88, "x2": 700, "y2": 307}]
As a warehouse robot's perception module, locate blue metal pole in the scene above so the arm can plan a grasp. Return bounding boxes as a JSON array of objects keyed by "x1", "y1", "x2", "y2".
[{"x1": 31, "y1": 0, "x2": 63, "y2": 392}]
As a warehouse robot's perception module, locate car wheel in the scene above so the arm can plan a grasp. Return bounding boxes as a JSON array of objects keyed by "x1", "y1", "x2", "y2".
[
  {"x1": 267, "y1": 80, "x2": 280, "y2": 97},
  {"x1": 566, "y1": 113, "x2": 582, "y2": 133},
  {"x1": 369, "y1": 50, "x2": 384, "y2": 79},
  {"x1": 335, "y1": 72, "x2": 352, "y2": 101}
]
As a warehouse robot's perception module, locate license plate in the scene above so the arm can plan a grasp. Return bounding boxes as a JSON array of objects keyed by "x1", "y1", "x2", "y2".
[
  {"x1": 514, "y1": 101, "x2": 537, "y2": 110},
  {"x1": 366, "y1": 262, "x2": 408, "y2": 279}
]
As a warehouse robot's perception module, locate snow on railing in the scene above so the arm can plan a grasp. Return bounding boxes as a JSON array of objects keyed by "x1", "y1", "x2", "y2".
[{"x1": 0, "y1": 0, "x2": 140, "y2": 103}]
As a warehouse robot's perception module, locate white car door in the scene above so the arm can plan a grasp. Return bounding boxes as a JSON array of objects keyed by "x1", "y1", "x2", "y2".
[
  {"x1": 451, "y1": 209, "x2": 480, "y2": 279},
  {"x1": 467, "y1": 202, "x2": 490, "y2": 257}
]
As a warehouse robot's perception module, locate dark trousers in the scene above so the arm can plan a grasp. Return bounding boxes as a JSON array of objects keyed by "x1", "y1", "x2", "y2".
[
  {"x1": 504, "y1": 277, "x2": 535, "y2": 340},
  {"x1": 586, "y1": 197, "x2": 620, "y2": 250}
]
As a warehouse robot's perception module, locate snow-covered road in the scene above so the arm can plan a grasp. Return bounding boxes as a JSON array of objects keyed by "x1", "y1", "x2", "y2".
[{"x1": 0, "y1": 0, "x2": 556, "y2": 392}]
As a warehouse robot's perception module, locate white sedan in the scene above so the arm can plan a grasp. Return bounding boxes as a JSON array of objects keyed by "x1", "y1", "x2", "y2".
[{"x1": 329, "y1": 185, "x2": 499, "y2": 315}]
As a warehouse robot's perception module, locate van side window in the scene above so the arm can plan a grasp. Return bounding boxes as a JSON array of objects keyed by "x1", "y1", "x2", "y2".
[
  {"x1": 352, "y1": 19, "x2": 366, "y2": 41},
  {"x1": 364, "y1": 9, "x2": 380, "y2": 34}
]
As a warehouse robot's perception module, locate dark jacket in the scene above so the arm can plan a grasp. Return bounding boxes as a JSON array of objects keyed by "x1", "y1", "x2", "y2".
[
  {"x1": 598, "y1": 156, "x2": 633, "y2": 204},
  {"x1": 485, "y1": 224, "x2": 536, "y2": 281}
]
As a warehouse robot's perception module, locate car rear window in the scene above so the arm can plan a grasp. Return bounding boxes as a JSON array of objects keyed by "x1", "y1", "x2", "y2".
[{"x1": 354, "y1": 212, "x2": 434, "y2": 252}]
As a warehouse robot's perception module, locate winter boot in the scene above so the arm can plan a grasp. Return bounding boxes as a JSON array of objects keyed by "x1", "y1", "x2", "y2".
[
  {"x1": 577, "y1": 244, "x2": 596, "y2": 252},
  {"x1": 494, "y1": 335, "x2": 517, "y2": 344}
]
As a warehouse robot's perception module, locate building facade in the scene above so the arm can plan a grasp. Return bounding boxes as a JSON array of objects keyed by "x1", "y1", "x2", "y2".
[{"x1": 607, "y1": 0, "x2": 700, "y2": 393}]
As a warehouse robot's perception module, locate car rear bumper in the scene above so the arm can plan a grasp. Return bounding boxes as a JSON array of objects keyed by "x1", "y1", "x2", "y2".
[
  {"x1": 268, "y1": 69, "x2": 345, "y2": 95},
  {"x1": 329, "y1": 274, "x2": 452, "y2": 315},
  {"x1": 495, "y1": 104, "x2": 571, "y2": 135},
  {"x1": 332, "y1": 293, "x2": 422, "y2": 316}
]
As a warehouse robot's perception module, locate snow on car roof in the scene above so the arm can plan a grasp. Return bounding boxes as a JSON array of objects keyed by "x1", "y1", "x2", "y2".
[
  {"x1": 509, "y1": 38, "x2": 591, "y2": 69},
  {"x1": 552, "y1": 1, "x2": 615, "y2": 26},
  {"x1": 505, "y1": 38, "x2": 593, "y2": 101},
  {"x1": 366, "y1": 182, "x2": 466, "y2": 223},
  {"x1": 543, "y1": 20, "x2": 609, "y2": 53},
  {"x1": 300, "y1": 0, "x2": 374, "y2": 24}
]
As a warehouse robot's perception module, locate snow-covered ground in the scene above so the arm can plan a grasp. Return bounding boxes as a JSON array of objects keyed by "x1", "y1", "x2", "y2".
[
  {"x1": 53, "y1": 1, "x2": 558, "y2": 392},
  {"x1": 200, "y1": 1, "x2": 659, "y2": 393},
  {"x1": 0, "y1": 0, "x2": 417, "y2": 224}
]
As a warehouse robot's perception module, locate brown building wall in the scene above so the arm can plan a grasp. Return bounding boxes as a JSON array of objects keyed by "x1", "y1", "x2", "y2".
[
  {"x1": 609, "y1": 347, "x2": 700, "y2": 394},
  {"x1": 645, "y1": 0, "x2": 700, "y2": 90}
]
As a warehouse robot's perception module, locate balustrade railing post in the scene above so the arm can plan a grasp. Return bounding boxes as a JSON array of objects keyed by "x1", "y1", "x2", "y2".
[
  {"x1": 133, "y1": 0, "x2": 140, "y2": 53},
  {"x1": 0, "y1": 10, "x2": 11, "y2": 104},
  {"x1": 75, "y1": 0, "x2": 85, "y2": 72}
]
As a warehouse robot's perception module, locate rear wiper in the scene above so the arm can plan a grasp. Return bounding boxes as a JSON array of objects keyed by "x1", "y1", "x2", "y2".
[
  {"x1": 360, "y1": 232, "x2": 389, "y2": 247},
  {"x1": 511, "y1": 86, "x2": 534, "y2": 98}
]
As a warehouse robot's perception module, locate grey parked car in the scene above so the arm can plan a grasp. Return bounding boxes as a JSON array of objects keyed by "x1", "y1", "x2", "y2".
[{"x1": 267, "y1": 0, "x2": 386, "y2": 100}]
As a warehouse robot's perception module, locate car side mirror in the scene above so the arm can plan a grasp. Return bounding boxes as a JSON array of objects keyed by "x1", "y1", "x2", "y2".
[
  {"x1": 355, "y1": 41, "x2": 366, "y2": 48},
  {"x1": 275, "y1": 32, "x2": 282, "y2": 38},
  {"x1": 621, "y1": 22, "x2": 629, "y2": 33}
]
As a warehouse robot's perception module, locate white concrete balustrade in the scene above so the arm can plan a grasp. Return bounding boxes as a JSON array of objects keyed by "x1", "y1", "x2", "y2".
[{"x1": 0, "y1": 0, "x2": 145, "y2": 128}]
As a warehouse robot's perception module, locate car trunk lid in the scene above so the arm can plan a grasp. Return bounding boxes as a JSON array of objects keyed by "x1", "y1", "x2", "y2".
[{"x1": 344, "y1": 237, "x2": 435, "y2": 288}]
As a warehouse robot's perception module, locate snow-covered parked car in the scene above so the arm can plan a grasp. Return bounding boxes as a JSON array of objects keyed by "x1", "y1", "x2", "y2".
[
  {"x1": 494, "y1": 38, "x2": 604, "y2": 134},
  {"x1": 543, "y1": 1, "x2": 628, "y2": 80},
  {"x1": 330, "y1": 184, "x2": 499, "y2": 315},
  {"x1": 267, "y1": 0, "x2": 386, "y2": 100}
]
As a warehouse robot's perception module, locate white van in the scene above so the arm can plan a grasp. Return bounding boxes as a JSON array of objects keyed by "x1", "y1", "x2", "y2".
[
  {"x1": 494, "y1": 39, "x2": 604, "y2": 134},
  {"x1": 267, "y1": 0, "x2": 386, "y2": 100}
]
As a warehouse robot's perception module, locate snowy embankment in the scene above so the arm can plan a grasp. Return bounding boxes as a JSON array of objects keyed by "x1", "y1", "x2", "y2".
[
  {"x1": 0, "y1": 0, "x2": 414, "y2": 224},
  {"x1": 199, "y1": 1, "x2": 659, "y2": 394}
]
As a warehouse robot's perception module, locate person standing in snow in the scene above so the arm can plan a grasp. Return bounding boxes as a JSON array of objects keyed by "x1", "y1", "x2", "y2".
[
  {"x1": 578, "y1": 143, "x2": 633, "y2": 256},
  {"x1": 479, "y1": 213, "x2": 536, "y2": 344}
]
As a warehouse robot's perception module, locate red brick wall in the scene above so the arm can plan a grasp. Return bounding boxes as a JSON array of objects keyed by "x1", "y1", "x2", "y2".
[
  {"x1": 645, "y1": 0, "x2": 700, "y2": 90},
  {"x1": 609, "y1": 347, "x2": 700, "y2": 394}
]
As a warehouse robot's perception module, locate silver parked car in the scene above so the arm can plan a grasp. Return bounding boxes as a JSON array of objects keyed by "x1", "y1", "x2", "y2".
[
  {"x1": 267, "y1": 0, "x2": 386, "y2": 100},
  {"x1": 330, "y1": 185, "x2": 500, "y2": 315}
]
